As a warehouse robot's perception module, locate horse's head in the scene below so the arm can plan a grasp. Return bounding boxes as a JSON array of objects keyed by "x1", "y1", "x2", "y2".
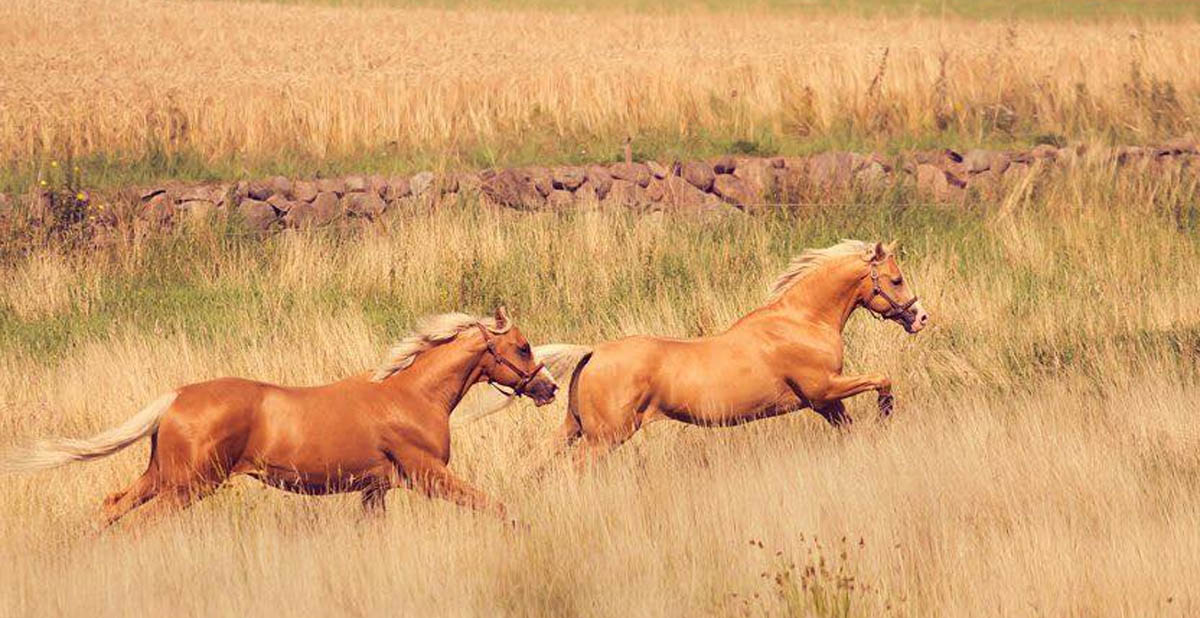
[
  {"x1": 858, "y1": 242, "x2": 929, "y2": 334},
  {"x1": 477, "y1": 306, "x2": 558, "y2": 406}
]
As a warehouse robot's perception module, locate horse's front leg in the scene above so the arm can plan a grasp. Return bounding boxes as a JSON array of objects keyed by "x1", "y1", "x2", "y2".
[
  {"x1": 819, "y1": 373, "x2": 893, "y2": 418},
  {"x1": 813, "y1": 400, "x2": 852, "y2": 428},
  {"x1": 396, "y1": 453, "x2": 509, "y2": 521}
]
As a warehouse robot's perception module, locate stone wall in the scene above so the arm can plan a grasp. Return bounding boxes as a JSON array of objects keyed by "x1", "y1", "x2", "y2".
[{"x1": 8, "y1": 139, "x2": 1199, "y2": 232}]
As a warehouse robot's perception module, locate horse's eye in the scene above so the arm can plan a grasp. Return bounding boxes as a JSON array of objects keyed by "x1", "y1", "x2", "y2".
[
  {"x1": 519, "y1": 344, "x2": 532, "y2": 357},
  {"x1": 892, "y1": 277, "x2": 903, "y2": 285}
]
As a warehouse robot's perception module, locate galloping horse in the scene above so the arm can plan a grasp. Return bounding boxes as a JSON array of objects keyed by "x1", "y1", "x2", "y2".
[
  {"x1": 463, "y1": 241, "x2": 929, "y2": 465},
  {"x1": 3, "y1": 307, "x2": 557, "y2": 526}
]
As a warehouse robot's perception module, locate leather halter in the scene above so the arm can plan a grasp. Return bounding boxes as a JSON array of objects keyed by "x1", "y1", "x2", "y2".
[
  {"x1": 864, "y1": 262, "x2": 919, "y2": 327},
  {"x1": 475, "y1": 324, "x2": 545, "y2": 398}
]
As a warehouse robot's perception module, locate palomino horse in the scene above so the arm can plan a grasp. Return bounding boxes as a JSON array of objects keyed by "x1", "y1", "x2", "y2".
[
  {"x1": 462, "y1": 240, "x2": 929, "y2": 465},
  {"x1": 3, "y1": 307, "x2": 557, "y2": 526}
]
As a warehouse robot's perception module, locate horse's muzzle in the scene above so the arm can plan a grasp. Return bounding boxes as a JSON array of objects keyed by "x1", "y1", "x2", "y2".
[
  {"x1": 526, "y1": 376, "x2": 558, "y2": 406},
  {"x1": 902, "y1": 301, "x2": 930, "y2": 334}
]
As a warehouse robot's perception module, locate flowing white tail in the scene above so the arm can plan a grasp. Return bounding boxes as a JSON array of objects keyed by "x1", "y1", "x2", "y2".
[
  {"x1": 454, "y1": 344, "x2": 592, "y2": 426},
  {"x1": 1, "y1": 392, "x2": 177, "y2": 473}
]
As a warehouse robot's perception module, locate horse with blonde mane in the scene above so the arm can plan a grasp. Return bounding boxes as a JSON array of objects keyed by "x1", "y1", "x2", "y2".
[
  {"x1": 3, "y1": 307, "x2": 557, "y2": 526},
  {"x1": 462, "y1": 241, "x2": 929, "y2": 466}
]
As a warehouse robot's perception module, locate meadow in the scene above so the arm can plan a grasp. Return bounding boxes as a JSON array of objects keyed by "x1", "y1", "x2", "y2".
[
  {"x1": 2, "y1": 162, "x2": 1199, "y2": 615},
  {"x1": 3, "y1": 0, "x2": 1200, "y2": 616},
  {"x1": 3, "y1": 0, "x2": 1200, "y2": 193}
]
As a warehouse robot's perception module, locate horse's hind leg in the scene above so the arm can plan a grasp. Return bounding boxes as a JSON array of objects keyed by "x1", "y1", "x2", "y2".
[
  {"x1": 127, "y1": 483, "x2": 218, "y2": 527},
  {"x1": 99, "y1": 470, "x2": 159, "y2": 528},
  {"x1": 572, "y1": 428, "x2": 635, "y2": 472},
  {"x1": 521, "y1": 410, "x2": 583, "y2": 482},
  {"x1": 360, "y1": 475, "x2": 391, "y2": 516},
  {"x1": 552, "y1": 410, "x2": 583, "y2": 454}
]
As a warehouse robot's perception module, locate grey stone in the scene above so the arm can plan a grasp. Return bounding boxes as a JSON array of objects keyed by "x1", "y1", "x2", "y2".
[
  {"x1": 480, "y1": 169, "x2": 545, "y2": 210},
  {"x1": 291, "y1": 180, "x2": 318, "y2": 202},
  {"x1": 283, "y1": 202, "x2": 315, "y2": 228},
  {"x1": 343, "y1": 192, "x2": 387, "y2": 218},
  {"x1": 238, "y1": 198, "x2": 277, "y2": 230},
  {"x1": 246, "y1": 180, "x2": 273, "y2": 201},
  {"x1": 609, "y1": 162, "x2": 651, "y2": 188},
  {"x1": 310, "y1": 192, "x2": 342, "y2": 225},
  {"x1": 585, "y1": 165, "x2": 613, "y2": 200},
  {"x1": 410, "y1": 171, "x2": 435, "y2": 197},
  {"x1": 552, "y1": 166, "x2": 587, "y2": 191},
  {"x1": 316, "y1": 177, "x2": 344, "y2": 196},
  {"x1": 713, "y1": 156, "x2": 737, "y2": 175},
  {"x1": 680, "y1": 161, "x2": 715, "y2": 192}
]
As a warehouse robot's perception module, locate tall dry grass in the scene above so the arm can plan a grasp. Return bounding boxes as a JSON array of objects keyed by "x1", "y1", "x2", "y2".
[
  {"x1": 3, "y1": 0, "x2": 1199, "y2": 186},
  {"x1": 1, "y1": 166, "x2": 1198, "y2": 615}
]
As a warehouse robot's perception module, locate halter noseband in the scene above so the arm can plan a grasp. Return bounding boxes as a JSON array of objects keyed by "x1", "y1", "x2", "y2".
[
  {"x1": 475, "y1": 324, "x2": 545, "y2": 398},
  {"x1": 864, "y1": 262, "x2": 919, "y2": 327}
]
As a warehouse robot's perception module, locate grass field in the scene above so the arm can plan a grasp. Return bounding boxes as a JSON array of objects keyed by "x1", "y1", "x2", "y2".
[
  {"x1": 2, "y1": 164, "x2": 1199, "y2": 615},
  {"x1": 4, "y1": 0, "x2": 1200, "y2": 615},
  {"x1": 3, "y1": 0, "x2": 1199, "y2": 193}
]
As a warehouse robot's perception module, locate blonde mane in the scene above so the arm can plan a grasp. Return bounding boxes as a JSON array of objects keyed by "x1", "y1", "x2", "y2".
[
  {"x1": 765, "y1": 239, "x2": 875, "y2": 303},
  {"x1": 370, "y1": 312, "x2": 510, "y2": 382}
]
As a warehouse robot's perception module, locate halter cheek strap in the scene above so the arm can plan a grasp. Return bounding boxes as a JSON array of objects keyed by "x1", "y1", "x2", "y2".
[
  {"x1": 475, "y1": 324, "x2": 545, "y2": 398},
  {"x1": 864, "y1": 262, "x2": 919, "y2": 327}
]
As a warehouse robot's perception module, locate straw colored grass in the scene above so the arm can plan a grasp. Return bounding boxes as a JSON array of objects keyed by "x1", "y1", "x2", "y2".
[
  {"x1": 2, "y1": 0, "x2": 1199, "y2": 189},
  {"x1": 1, "y1": 167, "x2": 1198, "y2": 615}
]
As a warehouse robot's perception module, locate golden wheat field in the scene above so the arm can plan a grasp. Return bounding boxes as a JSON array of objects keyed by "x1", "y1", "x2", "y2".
[
  {"x1": 3, "y1": 0, "x2": 1200, "y2": 617},
  {"x1": 3, "y1": 0, "x2": 1200, "y2": 187}
]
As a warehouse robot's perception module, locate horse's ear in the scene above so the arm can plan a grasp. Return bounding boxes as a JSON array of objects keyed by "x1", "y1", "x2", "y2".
[
  {"x1": 868, "y1": 242, "x2": 887, "y2": 263},
  {"x1": 886, "y1": 239, "x2": 900, "y2": 255},
  {"x1": 493, "y1": 305, "x2": 511, "y2": 330}
]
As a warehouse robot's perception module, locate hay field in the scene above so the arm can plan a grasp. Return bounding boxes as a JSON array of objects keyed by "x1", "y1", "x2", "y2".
[
  {"x1": 3, "y1": 0, "x2": 1200, "y2": 190},
  {"x1": 2, "y1": 165, "x2": 1199, "y2": 615}
]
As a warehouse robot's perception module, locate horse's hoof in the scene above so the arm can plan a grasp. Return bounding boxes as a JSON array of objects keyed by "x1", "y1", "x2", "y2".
[{"x1": 878, "y1": 393, "x2": 895, "y2": 417}]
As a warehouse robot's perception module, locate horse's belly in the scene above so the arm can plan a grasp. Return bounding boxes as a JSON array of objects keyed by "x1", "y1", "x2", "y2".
[
  {"x1": 242, "y1": 453, "x2": 390, "y2": 494},
  {"x1": 661, "y1": 388, "x2": 805, "y2": 427},
  {"x1": 238, "y1": 423, "x2": 391, "y2": 494}
]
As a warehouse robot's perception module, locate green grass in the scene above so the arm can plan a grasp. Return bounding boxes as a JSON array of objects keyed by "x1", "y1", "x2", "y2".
[
  {"x1": 0, "y1": 126, "x2": 1058, "y2": 196},
  {"x1": 4, "y1": 170, "x2": 1196, "y2": 391}
]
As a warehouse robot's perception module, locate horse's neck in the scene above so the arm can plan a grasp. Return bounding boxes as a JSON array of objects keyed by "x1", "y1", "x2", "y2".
[
  {"x1": 387, "y1": 336, "x2": 484, "y2": 415},
  {"x1": 765, "y1": 259, "x2": 865, "y2": 333}
]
